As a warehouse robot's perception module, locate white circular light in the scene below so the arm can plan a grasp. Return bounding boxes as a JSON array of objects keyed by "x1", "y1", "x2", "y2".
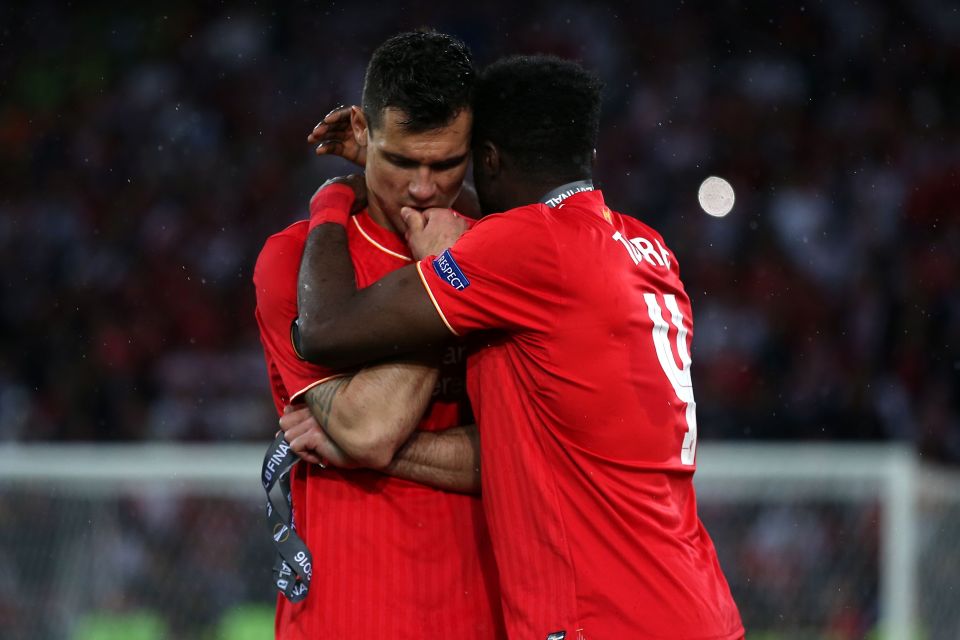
[{"x1": 698, "y1": 176, "x2": 735, "y2": 217}]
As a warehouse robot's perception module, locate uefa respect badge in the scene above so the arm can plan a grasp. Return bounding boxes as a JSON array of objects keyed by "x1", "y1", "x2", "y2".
[{"x1": 432, "y1": 249, "x2": 470, "y2": 291}]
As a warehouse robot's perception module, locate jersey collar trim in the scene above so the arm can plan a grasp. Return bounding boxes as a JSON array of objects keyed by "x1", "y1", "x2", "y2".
[
  {"x1": 539, "y1": 180, "x2": 595, "y2": 208},
  {"x1": 352, "y1": 212, "x2": 412, "y2": 262}
]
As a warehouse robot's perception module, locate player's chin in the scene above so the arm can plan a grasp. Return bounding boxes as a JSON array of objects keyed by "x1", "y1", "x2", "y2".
[{"x1": 384, "y1": 208, "x2": 410, "y2": 233}]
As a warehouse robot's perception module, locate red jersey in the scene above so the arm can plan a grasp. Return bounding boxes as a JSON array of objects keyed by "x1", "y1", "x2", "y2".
[
  {"x1": 416, "y1": 190, "x2": 743, "y2": 639},
  {"x1": 254, "y1": 210, "x2": 502, "y2": 639}
]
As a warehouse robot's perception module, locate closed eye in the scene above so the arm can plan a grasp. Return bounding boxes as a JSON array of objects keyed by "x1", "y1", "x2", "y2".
[
  {"x1": 383, "y1": 152, "x2": 467, "y2": 171},
  {"x1": 385, "y1": 154, "x2": 419, "y2": 169},
  {"x1": 430, "y1": 154, "x2": 468, "y2": 171}
]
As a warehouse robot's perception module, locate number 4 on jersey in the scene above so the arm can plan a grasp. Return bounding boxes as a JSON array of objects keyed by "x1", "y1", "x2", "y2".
[{"x1": 643, "y1": 293, "x2": 697, "y2": 465}]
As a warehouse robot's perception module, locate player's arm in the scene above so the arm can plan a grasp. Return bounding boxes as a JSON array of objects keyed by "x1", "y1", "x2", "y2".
[
  {"x1": 290, "y1": 178, "x2": 478, "y2": 488},
  {"x1": 382, "y1": 424, "x2": 480, "y2": 493},
  {"x1": 280, "y1": 403, "x2": 481, "y2": 493},
  {"x1": 255, "y1": 220, "x2": 444, "y2": 472},
  {"x1": 298, "y1": 358, "x2": 438, "y2": 470},
  {"x1": 296, "y1": 184, "x2": 465, "y2": 370},
  {"x1": 291, "y1": 180, "x2": 478, "y2": 486}
]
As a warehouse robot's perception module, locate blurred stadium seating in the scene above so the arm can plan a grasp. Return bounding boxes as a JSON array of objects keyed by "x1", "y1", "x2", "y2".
[{"x1": 1, "y1": 0, "x2": 956, "y2": 455}]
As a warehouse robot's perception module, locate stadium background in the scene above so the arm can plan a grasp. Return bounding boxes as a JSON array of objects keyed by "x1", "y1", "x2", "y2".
[{"x1": 1, "y1": 0, "x2": 957, "y2": 638}]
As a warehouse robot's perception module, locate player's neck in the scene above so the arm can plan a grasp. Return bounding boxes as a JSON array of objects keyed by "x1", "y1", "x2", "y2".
[
  {"x1": 365, "y1": 200, "x2": 402, "y2": 236},
  {"x1": 509, "y1": 175, "x2": 594, "y2": 210}
]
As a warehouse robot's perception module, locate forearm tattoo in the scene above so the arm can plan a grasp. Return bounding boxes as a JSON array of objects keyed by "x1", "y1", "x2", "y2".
[{"x1": 305, "y1": 377, "x2": 350, "y2": 427}]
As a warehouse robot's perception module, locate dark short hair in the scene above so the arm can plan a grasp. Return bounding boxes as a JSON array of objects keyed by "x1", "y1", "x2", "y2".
[
  {"x1": 473, "y1": 55, "x2": 603, "y2": 180},
  {"x1": 362, "y1": 31, "x2": 475, "y2": 132}
]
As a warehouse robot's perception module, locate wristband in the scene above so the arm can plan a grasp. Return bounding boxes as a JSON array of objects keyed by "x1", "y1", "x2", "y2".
[{"x1": 308, "y1": 183, "x2": 356, "y2": 231}]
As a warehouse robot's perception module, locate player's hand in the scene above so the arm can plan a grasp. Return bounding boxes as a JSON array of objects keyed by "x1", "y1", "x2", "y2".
[
  {"x1": 401, "y1": 207, "x2": 470, "y2": 260},
  {"x1": 307, "y1": 105, "x2": 366, "y2": 167},
  {"x1": 316, "y1": 173, "x2": 368, "y2": 215},
  {"x1": 278, "y1": 404, "x2": 360, "y2": 469}
]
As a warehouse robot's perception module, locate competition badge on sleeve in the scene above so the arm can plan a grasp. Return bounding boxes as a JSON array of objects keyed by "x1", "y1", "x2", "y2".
[{"x1": 432, "y1": 249, "x2": 470, "y2": 291}]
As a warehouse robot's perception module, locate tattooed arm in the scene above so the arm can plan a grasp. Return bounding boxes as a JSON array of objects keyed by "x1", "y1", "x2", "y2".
[
  {"x1": 299, "y1": 359, "x2": 439, "y2": 470},
  {"x1": 279, "y1": 360, "x2": 481, "y2": 492},
  {"x1": 281, "y1": 402, "x2": 481, "y2": 493}
]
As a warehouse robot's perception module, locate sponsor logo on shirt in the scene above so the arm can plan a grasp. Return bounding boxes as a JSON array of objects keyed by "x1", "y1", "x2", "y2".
[
  {"x1": 433, "y1": 344, "x2": 467, "y2": 399},
  {"x1": 432, "y1": 249, "x2": 470, "y2": 291},
  {"x1": 545, "y1": 632, "x2": 567, "y2": 640}
]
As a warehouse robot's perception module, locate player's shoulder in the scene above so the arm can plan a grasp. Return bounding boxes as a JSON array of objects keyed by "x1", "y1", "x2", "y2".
[
  {"x1": 253, "y1": 220, "x2": 309, "y2": 287},
  {"x1": 264, "y1": 219, "x2": 309, "y2": 245},
  {"x1": 258, "y1": 220, "x2": 309, "y2": 260},
  {"x1": 471, "y1": 202, "x2": 549, "y2": 232}
]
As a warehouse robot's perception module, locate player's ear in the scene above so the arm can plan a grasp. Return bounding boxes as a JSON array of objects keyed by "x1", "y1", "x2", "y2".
[
  {"x1": 351, "y1": 106, "x2": 369, "y2": 148},
  {"x1": 477, "y1": 140, "x2": 500, "y2": 178}
]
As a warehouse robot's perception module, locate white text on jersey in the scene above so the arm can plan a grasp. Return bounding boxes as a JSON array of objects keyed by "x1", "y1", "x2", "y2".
[{"x1": 612, "y1": 231, "x2": 671, "y2": 269}]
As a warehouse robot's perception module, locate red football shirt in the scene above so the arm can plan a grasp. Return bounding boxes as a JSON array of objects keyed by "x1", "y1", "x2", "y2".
[
  {"x1": 254, "y1": 209, "x2": 502, "y2": 639},
  {"x1": 416, "y1": 190, "x2": 743, "y2": 639}
]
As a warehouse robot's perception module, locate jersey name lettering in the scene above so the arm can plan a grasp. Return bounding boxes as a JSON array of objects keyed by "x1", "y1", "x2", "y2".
[{"x1": 612, "y1": 231, "x2": 671, "y2": 269}]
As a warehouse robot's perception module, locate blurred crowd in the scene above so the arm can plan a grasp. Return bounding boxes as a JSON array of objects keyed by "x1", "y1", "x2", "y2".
[
  {"x1": 0, "y1": 489, "x2": 274, "y2": 639},
  {"x1": 0, "y1": 0, "x2": 957, "y2": 461},
  {"x1": 4, "y1": 488, "x2": 955, "y2": 639}
]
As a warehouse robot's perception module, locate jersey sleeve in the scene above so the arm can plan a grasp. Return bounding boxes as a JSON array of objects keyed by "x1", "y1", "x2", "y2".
[
  {"x1": 253, "y1": 230, "x2": 349, "y2": 404},
  {"x1": 415, "y1": 206, "x2": 563, "y2": 336}
]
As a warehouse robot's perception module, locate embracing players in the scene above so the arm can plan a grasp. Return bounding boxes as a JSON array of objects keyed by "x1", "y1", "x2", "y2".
[{"x1": 289, "y1": 55, "x2": 744, "y2": 639}]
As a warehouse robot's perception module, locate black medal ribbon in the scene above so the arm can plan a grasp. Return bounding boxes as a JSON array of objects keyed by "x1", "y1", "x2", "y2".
[{"x1": 262, "y1": 431, "x2": 313, "y2": 602}]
